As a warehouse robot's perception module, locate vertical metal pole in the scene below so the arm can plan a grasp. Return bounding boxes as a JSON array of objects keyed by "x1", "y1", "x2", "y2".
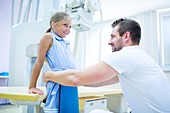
[
  {"x1": 73, "y1": 31, "x2": 79, "y2": 58},
  {"x1": 11, "y1": 0, "x2": 14, "y2": 26},
  {"x1": 17, "y1": 0, "x2": 23, "y2": 23},
  {"x1": 23, "y1": 0, "x2": 32, "y2": 22},
  {"x1": 35, "y1": 0, "x2": 40, "y2": 20}
]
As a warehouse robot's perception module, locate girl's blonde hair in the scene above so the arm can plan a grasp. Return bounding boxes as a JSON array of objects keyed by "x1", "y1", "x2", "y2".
[{"x1": 46, "y1": 12, "x2": 70, "y2": 33}]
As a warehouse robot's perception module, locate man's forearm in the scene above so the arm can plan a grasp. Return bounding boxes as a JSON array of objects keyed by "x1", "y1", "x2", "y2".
[
  {"x1": 43, "y1": 70, "x2": 80, "y2": 86},
  {"x1": 85, "y1": 76, "x2": 119, "y2": 87},
  {"x1": 43, "y1": 62, "x2": 118, "y2": 87}
]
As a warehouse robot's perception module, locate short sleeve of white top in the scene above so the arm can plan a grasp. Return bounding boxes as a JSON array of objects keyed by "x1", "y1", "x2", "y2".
[{"x1": 102, "y1": 46, "x2": 170, "y2": 113}]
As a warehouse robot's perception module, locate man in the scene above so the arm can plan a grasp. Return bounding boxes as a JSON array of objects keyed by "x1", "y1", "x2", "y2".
[{"x1": 43, "y1": 18, "x2": 170, "y2": 113}]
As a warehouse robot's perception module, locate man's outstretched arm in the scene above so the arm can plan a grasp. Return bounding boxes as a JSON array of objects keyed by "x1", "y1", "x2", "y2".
[{"x1": 43, "y1": 61, "x2": 119, "y2": 86}]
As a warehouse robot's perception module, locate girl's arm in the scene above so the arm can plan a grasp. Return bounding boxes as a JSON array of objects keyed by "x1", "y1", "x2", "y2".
[{"x1": 29, "y1": 33, "x2": 52, "y2": 94}]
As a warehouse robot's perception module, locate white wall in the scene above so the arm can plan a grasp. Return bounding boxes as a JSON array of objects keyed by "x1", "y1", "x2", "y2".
[
  {"x1": 133, "y1": 11, "x2": 170, "y2": 80},
  {"x1": 0, "y1": 0, "x2": 11, "y2": 72},
  {"x1": 133, "y1": 11, "x2": 159, "y2": 62},
  {"x1": 8, "y1": 0, "x2": 57, "y2": 86},
  {"x1": 9, "y1": 21, "x2": 48, "y2": 86}
]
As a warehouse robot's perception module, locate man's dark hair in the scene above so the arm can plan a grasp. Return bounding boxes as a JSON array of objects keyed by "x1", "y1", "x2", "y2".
[{"x1": 111, "y1": 18, "x2": 141, "y2": 44}]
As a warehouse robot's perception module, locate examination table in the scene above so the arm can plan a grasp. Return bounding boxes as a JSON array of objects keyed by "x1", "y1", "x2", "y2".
[{"x1": 0, "y1": 86, "x2": 128, "y2": 113}]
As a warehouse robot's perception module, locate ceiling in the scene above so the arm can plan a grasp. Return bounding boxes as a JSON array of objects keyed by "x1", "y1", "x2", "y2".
[{"x1": 98, "y1": 0, "x2": 170, "y2": 22}]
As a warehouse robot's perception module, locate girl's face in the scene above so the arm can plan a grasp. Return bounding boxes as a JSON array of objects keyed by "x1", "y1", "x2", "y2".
[{"x1": 52, "y1": 16, "x2": 71, "y2": 38}]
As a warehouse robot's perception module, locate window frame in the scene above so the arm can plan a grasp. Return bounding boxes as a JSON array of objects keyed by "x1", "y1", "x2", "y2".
[{"x1": 157, "y1": 8, "x2": 170, "y2": 71}]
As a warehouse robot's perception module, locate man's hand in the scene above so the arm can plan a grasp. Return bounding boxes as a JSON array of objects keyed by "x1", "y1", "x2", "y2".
[
  {"x1": 43, "y1": 71, "x2": 48, "y2": 84},
  {"x1": 43, "y1": 71, "x2": 53, "y2": 84},
  {"x1": 28, "y1": 87, "x2": 44, "y2": 95}
]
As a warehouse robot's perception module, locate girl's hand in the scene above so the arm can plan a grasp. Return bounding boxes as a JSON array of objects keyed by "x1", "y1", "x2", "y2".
[{"x1": 29, "y1": 87, "x2": 44, "y2": 95}]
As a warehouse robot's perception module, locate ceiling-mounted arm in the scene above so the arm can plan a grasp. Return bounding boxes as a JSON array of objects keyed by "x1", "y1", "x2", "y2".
[
  {"x1": 64, "y1": 0, "x2": 102, "y2": 32},
  {"x1": 65, "y1": 0, "x2": 85, "y2": 12}
]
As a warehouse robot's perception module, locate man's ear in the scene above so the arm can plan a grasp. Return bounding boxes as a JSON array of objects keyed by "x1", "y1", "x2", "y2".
[
  {"x1": 126, "y1": 31, "x2": 130, "y2": 38},
  {"x1": 124, "y1": 31, "x2": 130, "y2": 42}
]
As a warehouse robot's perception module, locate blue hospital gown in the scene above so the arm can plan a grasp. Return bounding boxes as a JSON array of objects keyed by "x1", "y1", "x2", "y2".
[{"x1": 43, "y1": 32, "x2": 79, "y2": 113}]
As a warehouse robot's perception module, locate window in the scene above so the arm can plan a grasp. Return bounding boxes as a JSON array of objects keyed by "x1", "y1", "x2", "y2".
[{"x1": 157, "y1": 8, "x2": 170, "y2": 71}]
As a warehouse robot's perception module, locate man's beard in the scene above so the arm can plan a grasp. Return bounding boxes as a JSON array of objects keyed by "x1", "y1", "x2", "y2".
[{"x1": 112, "y1": 46, "x2": 123, "y2": 52}]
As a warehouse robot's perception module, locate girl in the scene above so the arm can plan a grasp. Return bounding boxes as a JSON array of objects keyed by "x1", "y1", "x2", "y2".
[{"x1": 29, "y1": 11, "x2": 79, "y2": 113}]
